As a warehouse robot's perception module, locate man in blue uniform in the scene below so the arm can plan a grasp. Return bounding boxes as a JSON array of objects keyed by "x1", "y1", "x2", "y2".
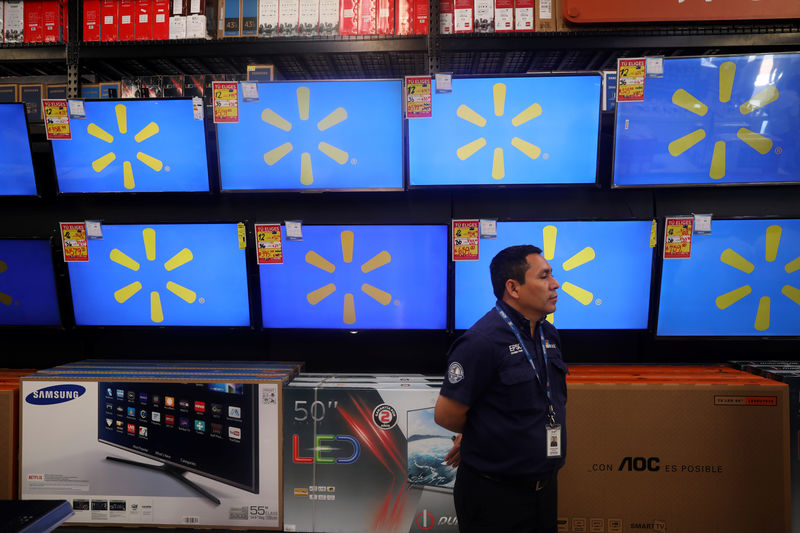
[{"x1": 434, "y1": 244, "x2": 569, "y2": 533}]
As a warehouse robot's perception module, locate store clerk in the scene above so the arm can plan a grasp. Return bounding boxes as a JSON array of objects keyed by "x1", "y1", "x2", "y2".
[{"x1": 434, "y1": 244, "x2": 569, "y2": 533}]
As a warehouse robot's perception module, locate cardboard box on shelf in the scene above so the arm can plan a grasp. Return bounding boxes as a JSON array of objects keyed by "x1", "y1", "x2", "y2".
[
  {"x1": 257, "y1": 0, "x2": 279, "y2": 36},
  {"x1": 0, "y1": 384, "x2": 20, "y2": 499},
  {"x1": 135, "y1": 0, "x2": 153, "y2": 39},
  {"x1": 395, "y1": 0, "x2": 411, "y2": 35},
  {"x1": 533, "y1": 0, "x2": 554, "y2": 31},
  {"x1": 242, "y1": 0, "x2": 258, "y2": 34},
  {"x1": 42, "y1": 0, "x2": 62, "y2": 42},
  {"x1": 185, "y1": 13, "x2": 205, "y2": 37},
  {"x1": 223, "y1": 0, "x2": 240, "y2": 35},
  {"x1": 23, "y1": 0, "x2": 43, "y2": 42},
  {"x1": 153, "y1": 0, "x2": 170, "y2": 38},
  {"x1": 278, "y1": 0, "x2": 298, "y2": 35},
  {"x1": 5, "y1": 0, "x2": 26, "y2": 43},
  {"x1": 46, "y1": 83, "x2": 67, "y2": 99},
  {"x1": 19, "y1": 83, "x2": 44, "y2": 120},
  {"x1": 118, "y1": 0, "x2": 135, "y2": 40},
  {"x1": 495, "y1": 0, "x2": 512, "y2": 32},
  {"x1": 318, "y1": 0, "x2": 336, "y2": 35},
  {"x1": 513, "y1": 0, "x2": 532, "y2": 31},
  {"x1": 99, "y1": 81, "x2": 121, "y2": 98},
  {"x1": 412, "y1": 0, "x2": 426, "y2": 34},
  {"x1": 439, "y1": 0, "x2": 453, "y2": 34},
  {"x1": 100, "y1": 0, "x2": 117, "y2": 41},
  {"x1": 20, "y1": 363, "x2": 293, "y2": 528},
  {"x1": 0, "y1": 84, "x2": 19, "y2": 103},
  {"x1": 453, "y1": 0, "x2": 472, "y2": 33},
  {"x1": 297, "y1": 0, "x2": 317, "y2": 36},
  {"x1": 473, "y1": 0, "x2": 492, "y2": 32},
  {"x1": 169, "y1": 14, "x2": 187, "y2": 37},
  {"x1": 356, "y1": 0, "x2": 373, "y2": 34}
]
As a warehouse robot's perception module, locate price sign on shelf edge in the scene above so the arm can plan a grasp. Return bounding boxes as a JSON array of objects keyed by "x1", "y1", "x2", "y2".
[
  {"x1": 452, "y1": 219, "x2": 480, "y2": 261},
  {"x1": 42, "y1": 99, "x2": 72, "y2": 140},
  {"x1": 212, "y1": 81, "x2": 240, "y2": 123}
]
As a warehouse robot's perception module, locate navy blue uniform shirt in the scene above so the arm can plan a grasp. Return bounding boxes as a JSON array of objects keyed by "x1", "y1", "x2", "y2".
[{"x1": 439, "y1": 300, "x2": 568, "y2": 478}]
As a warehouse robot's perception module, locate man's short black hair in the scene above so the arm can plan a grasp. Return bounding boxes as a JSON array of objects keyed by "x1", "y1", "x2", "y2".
[{"x1": 489, "y1": 245, "x2": 543, "y2": 300}]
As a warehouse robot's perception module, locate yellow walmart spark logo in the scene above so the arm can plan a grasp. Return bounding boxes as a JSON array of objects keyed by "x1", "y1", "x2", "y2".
[
  {"x1": 0, "y1": 260, "x2": 11, "y2": 306},
  {"x1": 455, "y1": 82, "x2": 544, "y2": 180},
  {"x1": 715, "y1": 225, "x2": 800, "y2": 331},
  {"x1": 541, "y1": 225, "x2": 597, "y2": 324},
  {"x1": 87, "y1": 104, "x2": 163, "y2": 190},
  {"x1": 261, "y1": 87, "x2": 349, "y2": 186},
  {"x1": 304, "y1": 230, "x2": 391, "y2": 325},
  {"x1": 109, "y1": 228, "x2": 196, "y2": 323},
  {"x1": 669, "y1": 61, "x2": 779, "y2": 180}
]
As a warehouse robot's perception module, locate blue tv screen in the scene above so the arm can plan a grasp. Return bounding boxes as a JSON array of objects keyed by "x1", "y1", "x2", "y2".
[
  {"x1": 0, "y1": 103, "x2": 37, "y2": 195},
  {"x1": 613, "y1": 53, "x2": 800, "y2": 186},
  {"x1": 52, "y1": 99, "x2": 210, "y2": 193},
  {"x1": 658, "y1": 219, "x2": 800, "y2": 336},
  {"x1": 68, "y1": 224, "x2": 250, "y2": 326},
  {"x1": 259, "y1": 225, "x2": 447, "y2": 329},
  {"x1": 218, "y1": 81, "x2": 404, "y2": 191},
  {"x1": 0, "y1": 240, "x2": 60, "y2": 325},
  {"x1": 455, "y1": 221, "x2": 654, "y2": 329},
  {"x1": 408, "y1": 75, "x2": 602, "y2": 186}
]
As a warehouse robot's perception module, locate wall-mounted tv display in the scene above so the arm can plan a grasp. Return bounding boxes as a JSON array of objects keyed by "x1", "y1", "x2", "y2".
[
  {"x1": 67, "y1": 224, "x2": 250, "y2": 326},
  {"x1": 98, "y1": 381, "x2": 259, "y2": 500},
  {"x1": 658, "y1": 219, "x2": 800, "y2": 336},
  {"x1": 455, "y1": 221, "x2": 654, "y2": 329},
  {"x1": 52, "y1": 99, "x2": 210, "y2": 193},
  {"x1": 259, "y1": 225, "x2": 447, "y2": 329},
  {"x1": 0, "y1": 240, "x2": 60, "y2": 326},
  {"x1": 408, "y1": 75, "x2": 602, "y2": 186},
  {"x1": 613, "y1": 53, "x2": 800, "y2": 186},
  {"x1": 217, "y1": 81, "x2": 404, "y2": 191},
  {"x1": 0, "y1": 103, "x2": 37, "y2": 195}
]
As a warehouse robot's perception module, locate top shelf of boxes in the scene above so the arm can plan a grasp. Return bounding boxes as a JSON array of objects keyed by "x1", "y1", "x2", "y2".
[{"x1": 1, "y1": 0, "x2": 800, "y2": 77}]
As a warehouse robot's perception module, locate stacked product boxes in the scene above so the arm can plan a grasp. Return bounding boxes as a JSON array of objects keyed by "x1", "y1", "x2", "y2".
[
  {"x1": 1, "y1": 0, "x2": 67, "y2": 43},
  {"x1": 559, "y1": 365, "x2": 790, "y2": 533},
  {"x1": 0, "y1": 369, "x2": 36, "y2": 500},
  {"x1": 730, "y1": 361, "x2": 800, "y2": 533},
  {"x1": 20, "y1": 359, "x2": 302, "y2": 529},
  {"x1": 283, "y1": 374, "x2": 460, "y2": 533}
]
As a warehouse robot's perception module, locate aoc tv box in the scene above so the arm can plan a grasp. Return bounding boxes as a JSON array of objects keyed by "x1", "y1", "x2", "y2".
[
  {"x1": 20, "y1": 367, "x2": 292, "y2": 529},
  {"x1": 558, "y1": 367, "x2": 790, "y2": 533},
  {"x1": 283, "y1": 378, "x2": 457, "y2": 533}
]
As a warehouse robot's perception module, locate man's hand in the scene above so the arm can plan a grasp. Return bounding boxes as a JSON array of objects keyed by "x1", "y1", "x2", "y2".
[{"x1": 443, "y1": 434, "x2": 462, "y2": 467}]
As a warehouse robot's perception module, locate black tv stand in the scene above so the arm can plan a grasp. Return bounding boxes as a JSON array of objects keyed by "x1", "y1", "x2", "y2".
[{"x1": 105, "y1": 456, "x2": 221, "y2": 506}]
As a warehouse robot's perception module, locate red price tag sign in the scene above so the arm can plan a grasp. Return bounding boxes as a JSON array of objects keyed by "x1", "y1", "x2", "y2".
[
  {"x1": 617, "y1": 58, "x2": 646, "y2": 102},
  {"x1": 405, "y1": 75, "x2": 432, "y2": 119},
  {"x1": 212, "y1": 82, "x2": 240, "y2": 123},
  {"x1": 42, "y1": 99, "x2": 71, "y2": 140},
  {"x1": 664, "y1": 217, "x2": 694, "y2": 259},
  {"x1": 452, "y1": 219, "x2": 480, "y2": 261},
  {"x1": 60, "y1": 222, "x2": 89, "y2": 262},
  {"x1": 256, "y1": 224, "x2": 283, "y2": 265}
]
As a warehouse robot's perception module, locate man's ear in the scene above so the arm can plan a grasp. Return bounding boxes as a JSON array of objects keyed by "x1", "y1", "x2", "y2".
[{"x1": 505, "y1": 279, "x2": 519, "y2": 300}]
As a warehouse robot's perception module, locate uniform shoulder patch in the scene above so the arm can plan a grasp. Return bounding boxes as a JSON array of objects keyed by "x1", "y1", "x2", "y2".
[{"x1": 447, "y1": 362, "x2": 464, "y2": 384}]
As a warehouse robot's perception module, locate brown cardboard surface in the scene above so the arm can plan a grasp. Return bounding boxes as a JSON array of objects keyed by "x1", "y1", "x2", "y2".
[
  {"x1": 558, "y1": 382, "x2": 790, "y2": 533},
  {"x1": 0, "y1": 386, "x2": 20, "y2": 500},
  {"x1": 534, "y1": 0, "x2": 557, "y2": 32}
]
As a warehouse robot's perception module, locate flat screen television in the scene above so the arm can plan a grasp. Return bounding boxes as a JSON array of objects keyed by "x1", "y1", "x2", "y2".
[
  {"x1": 657, "y1": 218, "x2": 800, "y2": 336},
  {"x1": 408, "y1": 75, "x2": 602, "y2": 186},
  {"x1": 98, "y1": 380, "x2": 258, "y2": 504},
  {"x1": 613, "y1": 53, "x2": 800, "y2": 186},
  {"x1": 51, "y1": 99, "x2": 210, "y2": 193},
  {"x1": 0, "y1": 103, "x2": 37, "y2": 195},
  {"x1": 67, "y1": 224, "x2": 250, "y2": 326},
  {"x1": 0, "y1": 239, "x2": 60, "y2": 325},
  {"x1": 217, "y1": 80, "x2": 404, "y2": 191},
  {"x1": 406, "y1": 407, "x2": 457, "y2": 489},
  {"x1": 455, "y1": 221, "x2": 654, "y2": 329},
  {"x1": 259, "y1": 225, "x2": 447, "y2": 329}
]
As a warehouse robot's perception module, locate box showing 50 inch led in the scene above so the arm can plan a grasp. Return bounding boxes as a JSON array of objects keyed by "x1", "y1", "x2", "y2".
[
  {"x1": 20, "y1": 369, "x2": 288, "y2": 529},
  {"x1": 283, "y1": 378, "x2": 459, "y2": 533}
]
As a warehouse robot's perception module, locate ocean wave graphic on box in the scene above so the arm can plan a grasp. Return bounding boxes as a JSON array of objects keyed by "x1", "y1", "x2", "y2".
[
  {"x1": 408, "y1": 75, "x2": 601, "y2": 185},
  {"x1": 614, "y1": 53, "x2": 800, "y2": 185},
  {"x1": 67, "y1": 224, "x2": 250, "y2": 326},
  {"x1": 0, "y1": 240, "x2": 60, "y2": 325},
  {"x1": 260, "y1": 225, "x2": 447, "y2": 329},
  {"x1": 407, "y1": 408, "x2": 457, "y2": 489},
  {"x1": 455, "y1": 221, "x2": 653, "y2": 330},
  {"x1": 218, "y1": 81, "x2": 403, "y2": 190},
  {"x1": 52, "y1": 99, "x2": 210, "y2": 192},
  {"x1": 658, "y1": 219, "x2": 800, "y2": 336}
]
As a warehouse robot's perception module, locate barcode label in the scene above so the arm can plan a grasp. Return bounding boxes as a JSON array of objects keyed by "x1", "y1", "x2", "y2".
[{"x1": 182, "y1": 516, "x2": 200, "y2": 524}]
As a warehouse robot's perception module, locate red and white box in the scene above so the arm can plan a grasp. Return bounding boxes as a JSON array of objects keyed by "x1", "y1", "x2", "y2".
[
  {"x1": 82, "y1": 0, "x2": 100, "y2": 41},
  {"x1": 357, "y1": 0, "x2": 374, "y2": 34},
  {"x1": 454, "y1": 0, "x2": 472, "y2": 32},
  {"x1": 136, "y1": 0, "x2": 153, "y2": 39},
  {"x1": 24, "y1": 0, "x2": 43, "y2": 42},
  {"x1": 495, "y1": 0, "x2": 512, "y2": 31},
  {"x1": 395, "y1": 0, "x2": 412, "y2": 34},
  {"x1": 153, "y1": 0, "x2": 169, "y2": 38},
  {"x1": 376, "y1": 0, "x2": 391, "y2": 34},
  {"x1": 514, "y1": 0, "x2": 533, "y2": 31},
  {"x1": 439, "y1": 0, "x2": 453, "y2": 34},
  {"x1": 118, "y1": 0, "x2": 135, "y2": 39},
  {"x1": 339, "y1": 0, "x2": 357, "y2": 35},
  {"x1": 42, "y1": 0, "x2": 62, "y2": 42},
  {"x1": 412, "y1": 0, "x2": 426, "y2": 33},
  {"x1": 100, "y1": 0, "x2": 117, "y2": 41}
]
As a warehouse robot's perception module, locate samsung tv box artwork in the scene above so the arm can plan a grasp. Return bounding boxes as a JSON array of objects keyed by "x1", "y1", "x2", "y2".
[
  {"x1": 283, "y1": 378, "x2": 459, "y2": 532},
  {"x1": 20, "y1": 365, "x2": 294, "y2": 529}
]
